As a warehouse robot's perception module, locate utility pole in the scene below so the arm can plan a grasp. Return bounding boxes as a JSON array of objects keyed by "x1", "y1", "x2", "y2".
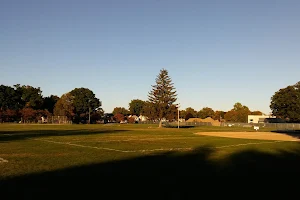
[
  {"x1": 176, "y1": 104, "x2": 180, "y2": 129},
  {"x1": 89, "y1": 106, "x2": 91, "y2": 124},
  {"x1": 88, "y1": 99, "x2": 91, "y2": 124}
]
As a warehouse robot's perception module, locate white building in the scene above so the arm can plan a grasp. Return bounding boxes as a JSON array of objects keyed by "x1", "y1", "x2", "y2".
[
  {"x1": 128, "y1": 115, "x2": 139, "y2": 122},
  {"x1": 248, "y1": 115, "x2": 276, "y2": 123},
  {"x1": 139, "y1": 115, "x2": 148, "y2": 122}
]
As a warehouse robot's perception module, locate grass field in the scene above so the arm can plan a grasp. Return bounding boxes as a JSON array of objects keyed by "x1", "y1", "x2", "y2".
[{"x1": 1, "y1": 124, "x2": 300, "y2": 199}]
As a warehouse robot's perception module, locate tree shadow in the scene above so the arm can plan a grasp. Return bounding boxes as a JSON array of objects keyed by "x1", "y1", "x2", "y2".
[
  {"x1": 0, "y1": 129, "x2": 129, "y2": 143},
  {"x1": 271, "y1": 130, "x2": 300, "y2": 140},
  {"x1": 1, "y1": 145, "x2": 300, "y2": 199}
]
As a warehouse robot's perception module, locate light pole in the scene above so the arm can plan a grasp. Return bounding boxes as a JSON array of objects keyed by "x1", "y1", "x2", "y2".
[
  {"x1": 89, "y1": 106, "x2": 91, "y2": 124},
  {"x1": 176, "y1": 104, "x2": 180, "y2": 129},
  {"x1": 88, "y1": 99, "x2": 91, "y2": 124}
]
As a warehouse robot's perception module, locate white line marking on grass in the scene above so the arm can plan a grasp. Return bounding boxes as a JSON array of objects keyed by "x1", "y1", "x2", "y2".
[
  {"x1": 139, "y1": 147, "x2": 192, "y2": 152},
  {"x1": 213, "y1": 140, "x2": 284, "y2": 149},
  {"x1": 31, "y1": 138, "x2": 192, "y2": 153},
  {"x1": 32, "y1": 138, "x2": 135, "y2": 153},
  {"x1": 31, "y1": 138, "x2": 286, "y2": 154},
  {"x1": 0, "y1": 157, "x2": 8, "y2": 163},
  {"x1": 93, "y1": 137, "x2": 195, "y2": 143}
]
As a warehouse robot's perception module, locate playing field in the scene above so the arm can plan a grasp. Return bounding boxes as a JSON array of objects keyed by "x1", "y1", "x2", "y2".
[{"x1": 1, "y1": 124, "x2": 300, "y2": 199}]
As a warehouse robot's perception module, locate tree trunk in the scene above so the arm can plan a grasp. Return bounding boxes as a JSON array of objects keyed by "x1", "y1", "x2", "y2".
[{"x1": 158, "y1": 120, "x2": 162, "y2": 128}]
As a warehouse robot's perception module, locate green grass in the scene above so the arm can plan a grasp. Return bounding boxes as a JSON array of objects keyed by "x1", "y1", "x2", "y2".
[{"x1": 1, "y1": 124, "x2": 300, "y2": 199}]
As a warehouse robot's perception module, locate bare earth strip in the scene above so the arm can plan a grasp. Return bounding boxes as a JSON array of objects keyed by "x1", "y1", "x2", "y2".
[
  {"x1": 195, "y1": 132, "x2": 300, "y2": 142},
  {"x1": 0, "y1": 157, "x2": 8, "y2": 163}
]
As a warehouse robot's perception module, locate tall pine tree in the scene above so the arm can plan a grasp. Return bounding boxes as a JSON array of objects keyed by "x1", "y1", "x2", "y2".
[{"x1": 148, "y1": 69, "x2": 177, "y2": 127}]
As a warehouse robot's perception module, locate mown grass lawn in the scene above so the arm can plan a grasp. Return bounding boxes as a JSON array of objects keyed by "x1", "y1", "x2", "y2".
[{"x1": 1, "y1": 124, "x2": 300, "y2": 199}]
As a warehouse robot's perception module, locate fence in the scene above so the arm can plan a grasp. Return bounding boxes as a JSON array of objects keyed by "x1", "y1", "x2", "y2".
[
  {"x1": 221, "y1": 122, "x2": 300, "y2": 130},
  {"x1": 138, "y1": 121, "x2": 160, "y2": 124},
  {"x1": 47, "y1": 116, "x2": 72, "y2": 124},
  {"x1": 165, "y1": 121, "x2": 213, "y2": 127},
  {"x1": 164, "y1": 121, "x2": 300, "y2": 130}
]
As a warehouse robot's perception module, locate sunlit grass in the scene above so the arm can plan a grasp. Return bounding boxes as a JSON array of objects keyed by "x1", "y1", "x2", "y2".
[{"x1": 0, "y1": 124, "x2": 298, "y2": 179}]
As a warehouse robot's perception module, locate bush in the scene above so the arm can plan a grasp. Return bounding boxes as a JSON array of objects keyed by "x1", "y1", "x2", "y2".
[{"x1": 127, "y1": 117, "x2": 136, "y2": 124}]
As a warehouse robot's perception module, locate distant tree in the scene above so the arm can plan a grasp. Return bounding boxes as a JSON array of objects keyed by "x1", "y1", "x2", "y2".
[
  {"x1": 3, "y1": 109, "x2": 18, "y2": 122},
  {"x1": 0, "y1": 109, "x2": 3, "y2": 122},
  {"x1": 114, "y1": 113, "x2": 125, "y2": 123},
  {"x1": 141, "y1": 102, "x2": 157, "y2": 120},
  {"x1": 0, "y1": 85, "x2": 20, "y2": 110},
  {"x1": 198, "y1": 107, "x2": 215, "y2": 119},
  {"x1": 129, "y1": 99, "x2": 146, "y2": 115},
  {"x1": 90, "y1": 108, "x2": 104, "y2": 123},
  {"x1": 112, "y1": 107, "x2": 129, "y2": 115},
  {"x1": 270, "y1": 82, "x2": 300, "y2": 122},
  {"x1": 179, "y1": 110, "x2": 187, "y2": 119},
  {"x1": 53, "y1": 93, "x2": 75, "y2": 120},
  {"x1": 70, "y1": 88, "x2": 101, "y2": 123},
  {"x1": 166, "y1": 104, "x2": 178, "y2": 121},
  {"x1": 13, "y1": 84, "x2": 24, "y2": 110},
  {"x1": 34, "y1": 110, "x2": 51, "y2": 122},
  {"x1": 185, "y1": 107, "x2": 197, "y2": 118},
  {"x1": 16, "y1": 85, "x2": 43, "y2": 109},
  {"x1": 213, "y1": 111, "x2": 225, "y2": 121},
  {"x1": 42, "y1": 95, "x2": 59, "y2": 114},
  {"x1": 185, "y1": 113, "x2": 194, "y2": 121},
  {"x1": 20, "y1": 108, "x2": 36, "y2": 123},
  {"x1": 251, "y1": 111, "x2": 263, "y2": 115},
  {"x1": 224, "y1": 102, "x2": 251, "y2": 122},
  {"x1": 148, "y1": 69, "x2": 177, "y2": 128},
  {"x1": 224, "y1": 110, "x2": 238, "y2": 122}
]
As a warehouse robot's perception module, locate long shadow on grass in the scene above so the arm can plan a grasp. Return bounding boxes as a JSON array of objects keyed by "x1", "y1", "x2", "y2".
[
  {"x1": 1, "y1": 145, "x2": 300, "y2": 199},
  {"x1": 271, "y1": 130, "x2": 300, "y2": 140},
  {"x1": 0, "y1": 129, "x2": 129, "y2": 142}
]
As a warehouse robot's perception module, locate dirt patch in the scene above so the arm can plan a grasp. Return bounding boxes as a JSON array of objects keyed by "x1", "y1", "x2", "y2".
[
  {"x1": 0, "y1": 157, "x2": 8, "y2": 163},
  {"x1": 187, "y1": 117, "x2": 221, "y2": 126},
  {"x1": 195, "y1": 132, "x2": 300, "y2": 141}
]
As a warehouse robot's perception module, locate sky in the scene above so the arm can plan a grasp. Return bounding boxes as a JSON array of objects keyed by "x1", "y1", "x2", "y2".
[{"x1": 1, "y1": 0, "x2": 300, "y2": 114}]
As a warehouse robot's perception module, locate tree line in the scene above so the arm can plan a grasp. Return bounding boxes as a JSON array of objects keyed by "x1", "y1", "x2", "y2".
[
  {"x1": 1, "y1": 69, "x2": 299, "y2": 124},
  {"x1": 111, "y1": 69, "x2": 300, "y2": 124},
  {"x1": 111, "y1": 69, "x2": 263, "y2": 124},
  {"x1": 0, "y1": 85, "x2": 102, "y2": 123},
  {"x1": 112, "y1": 101, "x2": 263, "y2": 123}
]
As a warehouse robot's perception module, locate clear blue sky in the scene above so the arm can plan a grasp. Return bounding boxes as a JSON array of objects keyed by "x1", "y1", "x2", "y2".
[{"x1": 1, "y1": 0, "x2": 300, "y2": 114}]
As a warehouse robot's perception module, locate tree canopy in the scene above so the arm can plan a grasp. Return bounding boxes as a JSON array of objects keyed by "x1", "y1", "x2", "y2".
[
  {"x1": 69, "y1": 88, "x2": 101, "y2": 123},
  {"x1": 198, "y1": 107, "x2": 215, "y2": 119},
  {"x1": 0, "y1": 85, "x2": 19, "y2": 110},
  {"x1": 251, "y1": 111, "x2": 263, "y2": 115},
  {"x1": 42, "y1": 95, "x2": 59, "y2": 113},
  {"x1": 53, "y1": 93, "x2": 75, "y2": 120},
  {"x1": 148, "y1": 69, "x2": 177, "y2": 127},
  {"x1": 185, "y1": 107, "x2": 197, "y2": 118},
  {"x1": 129, "y1": 99, "x2": 145, "y2": 115},
  {"x1": 224, "y1": 102, "x2": 251, "y2": 123},
  {"x1": 70, "y1": 88, "x2": 101, "y2": 115},
  {"x1": 213, "y1": 111, "x2": 225, "y2": 121},
  {"x1": 112, "y1": 107, "x2": 129, "y2": 115},
  {"x1": 17, "y1": 85, "x2": 44, "y2": 109},
  {"x1": 270, "y1": 82, "x2": 300, "y2": 122},
  {"x1": 0, "y1": 84, "x2": 102, "y2": 123}
]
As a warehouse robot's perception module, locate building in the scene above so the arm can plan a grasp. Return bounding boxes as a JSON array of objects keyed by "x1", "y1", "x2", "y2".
[
  {"x1": 248, "y1": 115, "x2": 276, "y2": 124},
  {"x1": 128, "y1": 115, "x2": 139, "y2": 122},
  {"x1": 138, "y1": 115, "x2": 148, "y2": 122}
]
